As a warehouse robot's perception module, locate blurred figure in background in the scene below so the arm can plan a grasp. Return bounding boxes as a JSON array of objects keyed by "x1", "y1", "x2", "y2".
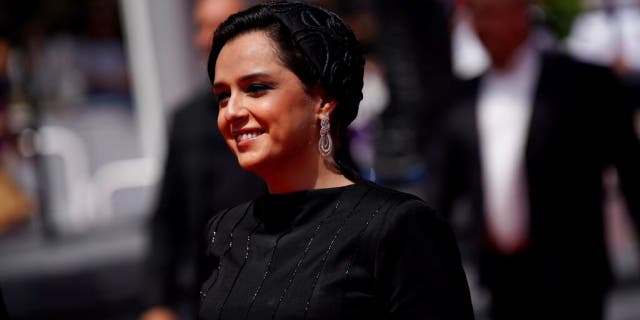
[
  {"x1": 426, "y1": 0, "x2": 640, "y2": 319},
  {"x1": 0, "y1": 287, "x2": 7, "y2": 319},
  {"x1": 0, "y1": 2, "x2": 33, "y2": 236},
  {"x1": 566, "y1": 0, "x2": 640, "y2": 77},
  {"x1": 372, "y1": 0, "x2": 452, "y2": 196},
  {"x1": 321, "y1": 0, "x2": 390, "y2": 180},
  {"x1": 141, "y1": 1, "x2": 265, "y2": 319},
  {"x1": 566, "y1": 0, "x2": 640, "y2": 128}
]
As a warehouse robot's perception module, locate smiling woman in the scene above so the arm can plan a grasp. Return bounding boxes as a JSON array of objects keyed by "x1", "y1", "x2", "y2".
[
  {"x1": 214, "y1": 30, "x2": 328, "y2": 192},
  {"x1": 198, "y1": 2, "x2": 474, "y2": 319}
]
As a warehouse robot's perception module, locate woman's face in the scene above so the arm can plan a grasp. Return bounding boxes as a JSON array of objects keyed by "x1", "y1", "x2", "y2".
[{"x1": 214, "y1": 31, "x2": 324, "y2": 176}]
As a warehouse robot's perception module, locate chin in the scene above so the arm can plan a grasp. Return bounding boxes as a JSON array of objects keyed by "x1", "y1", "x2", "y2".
[{"x1": 236, "y1": 154, "x2": 264, "y2": 174}]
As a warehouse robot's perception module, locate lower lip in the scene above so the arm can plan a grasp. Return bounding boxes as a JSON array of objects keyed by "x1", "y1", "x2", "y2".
[{"x1": 236, "y1": 133, "x2": 263, "y2": 149}]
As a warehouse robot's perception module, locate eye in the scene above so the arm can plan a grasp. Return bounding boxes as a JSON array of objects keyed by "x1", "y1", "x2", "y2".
[
  {"x1": 246, "y1": 83, "x2": 273, "y2": 96},
  {"x1": 215, "y1": 92, "x2": 230, "y2": 107}
]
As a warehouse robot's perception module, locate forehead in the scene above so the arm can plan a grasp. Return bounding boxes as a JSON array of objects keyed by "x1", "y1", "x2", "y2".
[{"x1": 214, "y1": 31, "x2": 284, "y2": 81}]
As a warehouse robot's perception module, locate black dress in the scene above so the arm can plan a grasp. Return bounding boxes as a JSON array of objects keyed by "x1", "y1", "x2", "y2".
[
  {"x1": 199, "y1": 180, "x2": 473, "y2": 319},
  {"x1": 145, "y1": 90, "x2": 265, "y2": 314}
]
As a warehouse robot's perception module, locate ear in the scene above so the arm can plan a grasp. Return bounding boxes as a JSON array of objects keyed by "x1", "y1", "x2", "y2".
[
  {"x1": 310, "y1": 84, "x2": 337, "y2": 119},
  {"x1": 317, "y1": 97, "x2": 337, "y2": 119}
]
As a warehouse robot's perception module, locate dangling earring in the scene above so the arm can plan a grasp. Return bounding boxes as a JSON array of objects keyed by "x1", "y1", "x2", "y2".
[{"x1": 318, "y1": 115, "x2": 333, "y2": 157}]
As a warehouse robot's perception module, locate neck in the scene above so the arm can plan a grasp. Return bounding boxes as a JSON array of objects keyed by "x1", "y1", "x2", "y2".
[
  {"x1": 491, "y1": 33, "x2": 530, "y2": 72},
  {"x1": 261, "y1": 156, "x2": 354, "y2": 194}
]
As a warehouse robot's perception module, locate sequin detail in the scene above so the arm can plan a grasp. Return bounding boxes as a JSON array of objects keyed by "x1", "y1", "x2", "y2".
[
  {"x1": 243, "y1": 224, "x2": 295, "y2": 320},
  {"x1": 340, "y1": 194, "x2": 396, "y2": 306},
  {"x1": 217, "y1": 221, "x2": 262, "y2": 318},
  {"x1": 271, "y1": 199, "x2": 343, "y2": 319},
  {"x1": 302, "y1": 189, "x2": 371, "y2": 318},
  {"x1": 200, "y1": 203, "x2": 253, "y2": 303}
]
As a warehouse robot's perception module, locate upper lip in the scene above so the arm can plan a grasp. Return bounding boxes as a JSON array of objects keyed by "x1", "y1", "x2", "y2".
[
  {"x1": 231, "y1": 128, "x2": 264, "y2": 136},
  {"x1": 231, "y1": 128, "x2": 264, "y2": 138}
]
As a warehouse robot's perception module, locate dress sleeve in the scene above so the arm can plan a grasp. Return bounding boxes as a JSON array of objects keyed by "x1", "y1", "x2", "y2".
[{"x1": 374, "y1": 199, "x2": 475, "y2": 319}]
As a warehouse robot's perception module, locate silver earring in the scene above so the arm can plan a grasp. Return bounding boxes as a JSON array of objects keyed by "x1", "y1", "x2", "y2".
[{"x1": 318, "y1": 116, "x2": 333, "y2": 157}]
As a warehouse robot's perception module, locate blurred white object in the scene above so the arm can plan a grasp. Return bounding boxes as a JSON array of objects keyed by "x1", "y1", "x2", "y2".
[
  {"x1": 37, "y1": 126, "x2": 94, "y2": 231},
  {"x1": 351, "y1": 61, "x2": 389, "y2": 131},
  {"x1": 452, "y1": 12, "x2": 490, "y2": 80},
  {"x1": 36, "y1": 125, "x2": 159, "y2": 233},
  {"x1": 566, "y1": 5, "x2": 640, "y2": 71}
]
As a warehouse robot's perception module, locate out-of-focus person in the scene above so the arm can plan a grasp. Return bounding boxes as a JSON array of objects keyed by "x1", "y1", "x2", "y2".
[
  {"x1": 140, "y1": 1, "x2": 265, "y2": 320},
  {"x1": 566, "y1": 0, "x2": 640, "y2": 134},
  {"x1": 0, "y1": 286, "x2": 8, "y2": 320},
  {"x1": 372, "y1": 0, "x2": 452, "y2": 194},
  {"x1": 426, "y1": 0, "x2": 640, "y2": 319},
  {"x1": 0, "y1": 5, "x2": 32, "y2": 235},
  {"x1": 0, "y1": 290, "x2": 9, "y2": 319}
]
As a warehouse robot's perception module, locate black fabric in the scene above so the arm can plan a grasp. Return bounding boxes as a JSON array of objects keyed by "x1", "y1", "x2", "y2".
[
  {"x1": 426, "y1": 51, "x2": 640, "y2": 319},
  {"x1": 0, "y1": 286, "x2": 8, "y2": 320},
  {"x1": 269, "y1": 1, "x2": 364, "y2": 126},
  {"x1": 198, "y1": 180, "x2": 473, "y2": 319},
  {"x1": 144, "y1": 90, "x2": 266, "y2": 314},
  {"x1": 485, "y1": 250, "x2": 605, "y2": 320}
]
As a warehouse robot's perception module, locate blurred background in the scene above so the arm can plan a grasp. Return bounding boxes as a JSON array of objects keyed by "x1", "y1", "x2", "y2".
[{"x1": 0, "y1": 0, "x2": 638, "y2": 319}]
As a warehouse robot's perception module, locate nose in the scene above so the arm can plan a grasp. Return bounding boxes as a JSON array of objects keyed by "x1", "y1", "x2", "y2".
[{"x1": 224, "y1": 94, "x2": 249, "y2": 123}]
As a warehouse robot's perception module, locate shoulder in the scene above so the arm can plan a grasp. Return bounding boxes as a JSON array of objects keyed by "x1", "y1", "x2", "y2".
[
  {"x1": 360, "y1": 180, "x2": 423, "y2": 205},
  {"x1": 542, "y1": 51, "x2": 616, "y2": 82},
  {"x1": 204, "y1": 200, "x2": 255, "y2": 240},
  {"x1": 358, "y1": 181, "x2": 444, "y2": 230},
  {"x1": 362, "y1": 184, "x2": 473, "y2": 318},
  {"x1": 541, "y1": 51, "x2": 624, "y2": 115}
]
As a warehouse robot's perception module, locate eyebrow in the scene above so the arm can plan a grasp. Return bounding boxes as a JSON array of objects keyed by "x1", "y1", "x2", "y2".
[{"x1": 213, "y1": 72, "x2": 273, "y2": 88}]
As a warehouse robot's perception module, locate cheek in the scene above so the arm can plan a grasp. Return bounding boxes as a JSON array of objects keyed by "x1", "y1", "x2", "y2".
[
  {"x1": 286, "y1": 112, "x2": 317, "y2": 146},
  {"x1": 216, "y1": 111, "x2": 225, "y2": 135},
  {"x1": 217, "y1": 111, "x2": 234, "y2": 145},
  {"x1": 266, "y1": 111, "x2": 311, "y2": 145}
]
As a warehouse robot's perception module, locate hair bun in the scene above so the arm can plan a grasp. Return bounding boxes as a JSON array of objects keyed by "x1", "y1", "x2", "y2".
[{"x1": 268, "y1": 1, "x2": 365, "y2": 126}]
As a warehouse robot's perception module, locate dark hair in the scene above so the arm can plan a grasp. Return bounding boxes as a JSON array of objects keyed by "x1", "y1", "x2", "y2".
[{"x1": 207, "y1": 1, "x2": 364, "y2": 180}]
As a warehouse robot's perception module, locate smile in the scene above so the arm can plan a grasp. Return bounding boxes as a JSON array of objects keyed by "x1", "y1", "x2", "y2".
[{"x1": 235, "y1": 131, "x2": 265, "y2": 143}]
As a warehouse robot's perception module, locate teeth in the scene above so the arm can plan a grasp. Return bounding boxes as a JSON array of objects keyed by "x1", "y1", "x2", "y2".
[{"x1": 236, "y1": 132, "x2": 262, "y2": 143}]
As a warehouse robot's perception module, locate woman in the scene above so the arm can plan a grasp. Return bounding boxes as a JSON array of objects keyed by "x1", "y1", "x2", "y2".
[{"x1": 199, "y1": 2, "x2": 474, "y2": 319}]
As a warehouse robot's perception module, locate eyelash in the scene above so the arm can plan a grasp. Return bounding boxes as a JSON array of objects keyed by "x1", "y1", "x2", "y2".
[
  {"x1": 246, "y1": 83, "x2": 273, "y2": 94},
  {"x1": 216, "y1": 92, "x2": 230, "y2": 103},
  {"x1": 216, "y1": 83, "x2": 274, "y2": 107}
]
